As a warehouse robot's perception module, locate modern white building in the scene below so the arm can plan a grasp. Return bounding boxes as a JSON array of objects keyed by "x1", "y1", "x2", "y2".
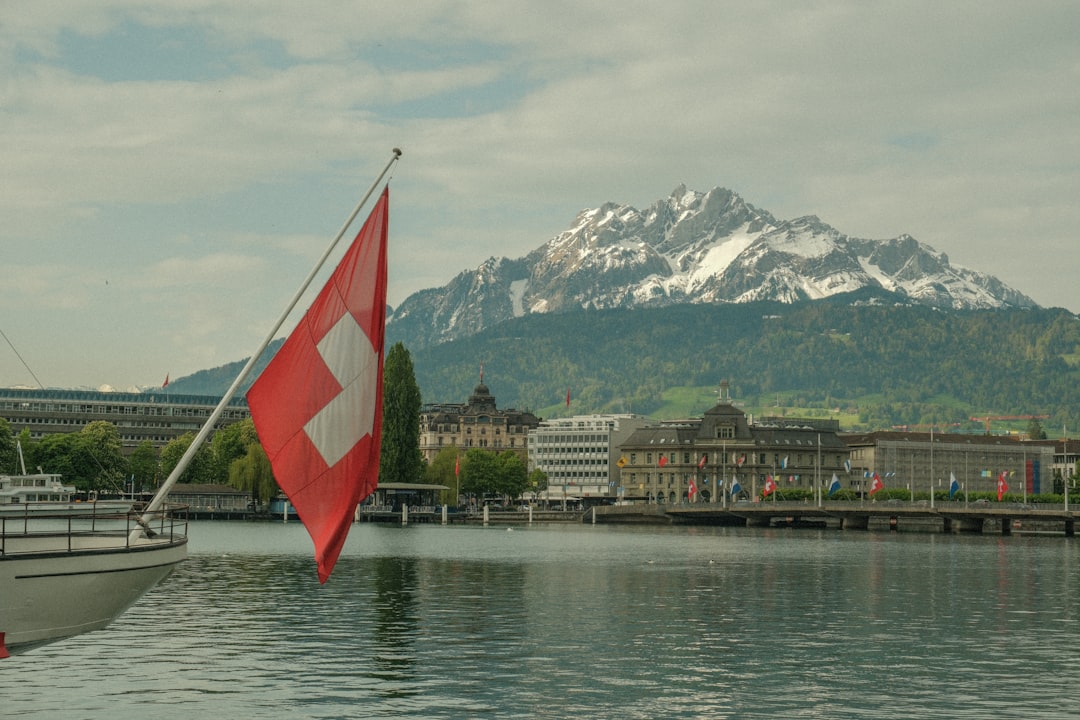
[{"x1": 527, "y1": 414, "x2": 653, "y2": 504}]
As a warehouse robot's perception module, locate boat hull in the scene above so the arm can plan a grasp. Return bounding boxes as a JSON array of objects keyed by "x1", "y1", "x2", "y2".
[{"x1": 0, "y1": 532, "x2": 187, "y2": 656}]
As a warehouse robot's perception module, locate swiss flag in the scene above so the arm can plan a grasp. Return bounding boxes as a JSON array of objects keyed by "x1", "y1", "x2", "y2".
[
  {"x1": 870, "y1": 472, "x2": 884, "y2": 496},
  {"x1": 688, "y1": 477, "x2": 698, "y2": 502},
  {"x1": 763, "y1": 474, "x2": 777, "y2": 498},
  {"x1": 658, "y1": 455, "x2": 668, "y2": 468},
  {"x1": 247, "y1": 187, "x2": 389, "y2": 584},
  {"x1": 697, "y1": 454, "x2": 707, "y2": 469}
]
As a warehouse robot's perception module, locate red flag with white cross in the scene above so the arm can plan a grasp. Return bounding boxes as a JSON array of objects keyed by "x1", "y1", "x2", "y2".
[{"x1": 247, "y1": 188, "x2": 389, "y2": 584}]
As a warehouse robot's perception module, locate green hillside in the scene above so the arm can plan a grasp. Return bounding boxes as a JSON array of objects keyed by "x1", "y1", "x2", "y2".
[
  {"x1": 402, "y1": 293, "x2": 1080, "y2": 435},
  {"x1": 167, "y1": 292, "x2": 1080, "y2": 436}
]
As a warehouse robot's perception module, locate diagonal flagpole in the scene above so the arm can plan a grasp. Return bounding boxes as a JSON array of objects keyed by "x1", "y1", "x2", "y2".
[{"x1": 132, "y1": 148, "x2": 402, "y2": 537}]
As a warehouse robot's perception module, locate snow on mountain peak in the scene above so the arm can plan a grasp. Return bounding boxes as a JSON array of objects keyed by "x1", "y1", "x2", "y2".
[{"x1": 387, "y1": 186, "x2": 1038, "y2": 348}]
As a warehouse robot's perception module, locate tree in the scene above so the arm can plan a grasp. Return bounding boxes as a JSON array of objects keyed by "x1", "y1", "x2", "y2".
[
  {"x1": 128, "y1": 441, "x2": 160, "y2": 492},
  {"x1": 160, "y1": 432, "x2": 216, "y2": 484},
  {"x1": 423, "y1": 445, "x2": 462, "y2": 505},
  {"x1": 1026, "y1": 419, "x2": 1047, "y2": 440},
  {"x1": 498, "y1": 450, "x2": 528, "y2": 499},
  {"x1": 379, "y1": 342, "x2": 424, "y2": 484},
  {"x1": 527, "y1": 468, "x2": 549, "y2": 500},
  {"x1": 0, "y1": 418, "x2": 16, "y2": 473},
  {"x1": 74, "y1": 421, "x2": 126, "y2": 493},
  {"x1": 211, "y1": 419, "x2": 259, "y2": 480},
  {"x1": 460, "y1": 448, "x2": 501, "y2": 500},
  {"x1": 229, "y1": 443, "x2": 276, "y2": 505}
]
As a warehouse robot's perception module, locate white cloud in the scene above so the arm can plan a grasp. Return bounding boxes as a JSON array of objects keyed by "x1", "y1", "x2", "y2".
[{"x1": 0, "y1": 1, "x2": 1077, "y2": 387}]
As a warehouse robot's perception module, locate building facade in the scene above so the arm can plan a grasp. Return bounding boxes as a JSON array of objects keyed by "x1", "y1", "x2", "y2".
[
  {"x1": 618, "y1": 395, "x2": 850, "y2": 504},
  {"x1": 527, "y1": 414, "x2": 652, "y2": 503},
  {"x1": 418, "y1": 381, "x2": 541, "y2": 465},
  {"x1": 841, "y1": 431, "x2": 1056, "y2": 497},
  {"x1": 0, "y1": 387, "x2": 250, "y2": 452}
]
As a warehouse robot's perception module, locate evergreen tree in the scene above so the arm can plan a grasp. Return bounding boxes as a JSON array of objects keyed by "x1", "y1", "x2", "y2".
[
  {"x1": 1026, "y1": 419, "x2": 1047, "y2": 440},
  {"x1": 379, "y1": 342, "x2": 424, "y2": 484},
  {"x1": 0, "y1": 418, "x2": 16, "y2": 474}
]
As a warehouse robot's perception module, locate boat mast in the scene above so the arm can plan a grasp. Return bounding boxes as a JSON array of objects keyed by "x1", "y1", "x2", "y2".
[{"x1": 132, "y1": 148, "x2": 402, "y2": 537}]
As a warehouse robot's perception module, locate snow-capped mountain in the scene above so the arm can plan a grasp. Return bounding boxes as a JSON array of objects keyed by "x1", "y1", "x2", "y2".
[{"x1": 388, "y1": 185, "x2": 1036, "y2": 348}]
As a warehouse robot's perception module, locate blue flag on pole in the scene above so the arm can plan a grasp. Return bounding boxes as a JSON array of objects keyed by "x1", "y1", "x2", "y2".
[
  {"x1": 828, "y1": 474, "x2": 841, "y2": 496},
  {"x1": 949, "y1": 472, "x2": 959, "y2": 499},
  {"x1": 730, "y1": 479, "x2": 742, "y2": 498}
]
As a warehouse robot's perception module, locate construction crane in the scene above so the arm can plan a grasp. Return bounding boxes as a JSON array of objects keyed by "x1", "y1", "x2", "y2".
[
  {"x1": 890, "y1": 423, "x2": 961, "y2": 432},
  {"x1": 969, "y1": 414, "x2": 1049, "y2": 433}
]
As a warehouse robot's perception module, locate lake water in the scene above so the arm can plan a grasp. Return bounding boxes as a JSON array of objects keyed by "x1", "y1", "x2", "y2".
[{"x1": 4, "y1": 520, "x2": 1079, "y2": 719}]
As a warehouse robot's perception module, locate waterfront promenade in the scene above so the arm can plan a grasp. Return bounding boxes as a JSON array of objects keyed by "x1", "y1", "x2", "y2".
[
  {"x1": 592, "y1": 500, "x2": 1078, "y2": 535},
  {"x1": 352, "y1": 499, "x2": 1079, "y2": 536}
]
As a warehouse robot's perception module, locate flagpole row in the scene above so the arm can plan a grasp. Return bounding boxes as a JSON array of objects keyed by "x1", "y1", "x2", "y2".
[{"x1": 133, "y1": 148, "x2": 403, "y2": 531}]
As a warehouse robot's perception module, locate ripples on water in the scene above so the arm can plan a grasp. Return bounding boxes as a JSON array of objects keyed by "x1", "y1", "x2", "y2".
[{"x1": 5, "y1": 522, "x2": 1080, "y2": 719}]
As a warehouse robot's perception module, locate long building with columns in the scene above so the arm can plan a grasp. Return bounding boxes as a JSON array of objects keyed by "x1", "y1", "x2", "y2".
[{"x1": 618, "y1": 383, "x2": 850, "y2": 504}]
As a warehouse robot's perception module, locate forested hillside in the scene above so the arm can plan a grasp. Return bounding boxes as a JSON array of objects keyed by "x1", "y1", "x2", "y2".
[
  {"x1": 166, "y1": 292, "x2": 1080, "y2": 434},
  {"x1": 402, "y1": 292, "x2": 1080, "y2": 432}
]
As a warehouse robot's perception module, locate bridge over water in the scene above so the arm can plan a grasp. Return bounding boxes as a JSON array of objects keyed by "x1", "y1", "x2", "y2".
[{"x1": 592, "y1": 501, "x2": 1078, "y2": 536}]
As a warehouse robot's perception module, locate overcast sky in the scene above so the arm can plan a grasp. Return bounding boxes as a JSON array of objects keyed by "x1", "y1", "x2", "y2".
[{"x1": 2, "y1": 2, "x2": 1077, "y2": 390}]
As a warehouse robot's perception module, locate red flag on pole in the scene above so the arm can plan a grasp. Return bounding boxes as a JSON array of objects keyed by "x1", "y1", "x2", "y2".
[
  {"x1": 688, "y1": 477, "x2": 698, "y2": 502},
  {"x1": 870, "y1": 472, "x2": 884, "y2": 496},
  {"x1": 763, "y1": 474, "x2": 777, "y2": 498},
  {"x1": 566, "y1": 387, "x2": 571, "y2": 408},
  {"x1": 658, "y1": 455, "x2": 668, "y2": 468},
  {"x1": 162, "y1": 373, "x2": 169, "y2": 388},
  {"x1": 997, "y1": 472, "x2": 1008, "y2": 501},
  {"x1": 455, "y1": 455, "x2": 460, "y2": 477},
  {"x1": 247, "y1": 187, "x2": 389, "y2": 584},
  {"x1": 698, "y1": 454, "x2": 708, "y2": 469}
]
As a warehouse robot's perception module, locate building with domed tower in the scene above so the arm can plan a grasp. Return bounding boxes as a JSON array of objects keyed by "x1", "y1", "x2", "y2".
[{"x1": 417, "y1": 377, "x2": 542, "y2": 465}]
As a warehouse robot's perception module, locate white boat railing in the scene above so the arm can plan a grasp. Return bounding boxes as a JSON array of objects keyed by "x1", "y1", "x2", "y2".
[{"x1": 0, "y1": 505, "x2": 189, "y2": 557}]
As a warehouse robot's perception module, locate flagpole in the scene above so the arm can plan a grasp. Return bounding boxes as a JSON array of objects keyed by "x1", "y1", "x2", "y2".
[
  {"x1": 816, "y1": 433, "x2": 821, "y2": 508},
  {"x1": 133, "y1": 148, "x2": 403, "y2": 535},
  {"x1": 930, "y1": 425, "x2": 935, "y2": 508}
]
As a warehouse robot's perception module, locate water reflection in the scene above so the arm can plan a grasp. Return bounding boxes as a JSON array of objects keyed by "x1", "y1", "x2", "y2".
[{"x1": 5, "y1": 523, "x2": 1080, "y2": 719}]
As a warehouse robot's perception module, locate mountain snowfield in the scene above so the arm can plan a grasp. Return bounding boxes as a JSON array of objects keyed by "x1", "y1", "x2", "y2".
[{"x1": 387, "y1": 185, "x2": 1035, "y2": 349}]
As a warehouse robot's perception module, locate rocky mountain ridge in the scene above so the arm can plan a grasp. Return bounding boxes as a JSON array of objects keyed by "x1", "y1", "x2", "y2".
[{"x1": 387, "y1": 185, "x2": 1034, "y2": 349}]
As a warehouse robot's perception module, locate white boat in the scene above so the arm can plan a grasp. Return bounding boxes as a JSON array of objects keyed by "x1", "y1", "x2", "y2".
[
  {"x1": 0, "y1": 472, "x2": 133, "y2": 517},
  {"x1": 0, "y1": 505, "x2": 187, "y2": 656}
]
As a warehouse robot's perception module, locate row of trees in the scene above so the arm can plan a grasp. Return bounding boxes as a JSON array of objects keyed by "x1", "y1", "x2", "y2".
[
  {"x1": 0, "y1": 415, "x2": 277, "y2": 502},
  {"x1": 421, "y1": 445, "x2": 548, "y2": 506}
]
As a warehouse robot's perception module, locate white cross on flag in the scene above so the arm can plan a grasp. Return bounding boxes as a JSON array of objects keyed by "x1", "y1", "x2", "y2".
[{"x1": 247, "y1": 187, "x2": 389, "y2": 583}]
